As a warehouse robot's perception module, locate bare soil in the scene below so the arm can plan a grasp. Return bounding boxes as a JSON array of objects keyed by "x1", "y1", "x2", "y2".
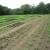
[{"x1": 0, "y1": 16, "x2": 49, "y2": 50}]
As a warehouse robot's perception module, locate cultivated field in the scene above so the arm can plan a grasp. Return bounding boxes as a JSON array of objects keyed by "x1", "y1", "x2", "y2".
[{"x1": 0, "y1": 15, "x2": 49, "y2": 50}]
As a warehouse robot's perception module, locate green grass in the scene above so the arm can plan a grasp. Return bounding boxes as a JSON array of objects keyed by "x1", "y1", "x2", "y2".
[
  {"x1": 0, "y1": 15, "x2": 41, "y2": 27},
  {"x1": 0, "y1": 15, "x2": 32, "y2": 27},
  {"x1": 0, "y1": 15, "x2": 33, "y2": 23},
  {"x1": 0, "y1": 15, "x2": 43, "y2": 23},
  {"x1": 0, "y1": 15, "x2": 47, "y2": 33},
  {"x1": 0, "y1": 15, "x2": 41, "y2": 34},
  {"x1": 48, "y1": 24, "x2": 50, "y2": 35}
]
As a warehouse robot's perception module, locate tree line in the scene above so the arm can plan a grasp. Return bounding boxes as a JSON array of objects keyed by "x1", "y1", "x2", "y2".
[{"x1": 0, "y1": 2, "x2": 50, "y2": 15}]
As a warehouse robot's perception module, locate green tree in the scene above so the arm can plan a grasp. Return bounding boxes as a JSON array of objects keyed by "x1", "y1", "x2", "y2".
[
  {"x1": 36, "y1": 2, "x2": 46, "y2": 14},
  {"x1": 21, "y1": 4, "x2": 32, "y2": 14},
  {"x1": 46, "y1": 3, "x2": 50, "y2": 13},
  {"x1": 0, "y1": 5, "x2": 3, "y2": 15},
  {"x1": 14, "y1": 8, "x2": 23, "y2": 14}
]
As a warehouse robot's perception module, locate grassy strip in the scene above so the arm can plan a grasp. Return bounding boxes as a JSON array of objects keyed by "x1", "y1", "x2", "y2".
[{"x1": 0, "y1": 15, "x2": 40, "y2": 34}]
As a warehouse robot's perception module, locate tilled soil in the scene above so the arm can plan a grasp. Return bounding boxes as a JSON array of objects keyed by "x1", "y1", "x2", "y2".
[{"x1": 0, "y1": 16, "x2": 49, "y2": 50}]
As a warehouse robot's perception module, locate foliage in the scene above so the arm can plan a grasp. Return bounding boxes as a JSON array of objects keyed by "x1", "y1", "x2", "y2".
[{"x1": 0, "y1": 2, "x2": 50, "y2": 15}]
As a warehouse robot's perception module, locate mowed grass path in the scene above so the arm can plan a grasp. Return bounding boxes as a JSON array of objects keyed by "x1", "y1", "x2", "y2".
[{"x1": 0, "y1": 15, "x2": 49, "y2": 50}]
